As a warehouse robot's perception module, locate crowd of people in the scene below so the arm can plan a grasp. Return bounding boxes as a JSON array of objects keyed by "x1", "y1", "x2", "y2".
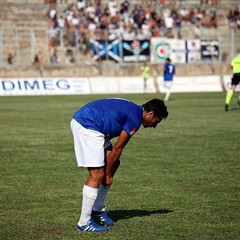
[
  {"x1": 43, "y1": 0, "x2": 236, "y2": 64},
  {"x1": 227, "y1": 6, "x2": 240, "y2": 33}
]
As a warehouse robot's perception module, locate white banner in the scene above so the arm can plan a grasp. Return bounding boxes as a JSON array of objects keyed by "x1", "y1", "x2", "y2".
[
  {"x1": 0, "y1": 76, "x2": 232, "y2": 96},
  {"x1": 158, "y1": 76, "x2": 222, "y2": 93},
  {"x1": 89, "y1": 77, "x2": 156, "y2": 94}
]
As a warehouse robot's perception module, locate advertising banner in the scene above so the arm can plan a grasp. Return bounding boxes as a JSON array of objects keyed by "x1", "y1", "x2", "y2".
[
  {"x1": 151, "y1": 38, "x2": 187, "y2": 64},
  {"x1": 90, "y1": 39, "x2": 121, "y2": 62},
  {"x1": 151, "y1": 38, "x2": 203, "y2": 64},
  {"x1": 0, "y1": 78, "x2": 91, "y2": 96},
  {"x1": 122, "y1": 40, "x2": 150, "y2": 62},
  {"x1": 201, "y1": 40, "x2": 220, "y2": 61},
  {"x1": 186, "y1": 39, "x2": 201, "y2": 63},
  {"x1": 1, "y1": 76, "x2": 230, "y2": 96}
]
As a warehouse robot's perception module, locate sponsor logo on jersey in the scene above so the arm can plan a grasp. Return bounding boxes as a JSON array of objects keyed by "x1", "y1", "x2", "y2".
[{"x1": 130, "y1": 128, "x2": 137, "y2": 135}]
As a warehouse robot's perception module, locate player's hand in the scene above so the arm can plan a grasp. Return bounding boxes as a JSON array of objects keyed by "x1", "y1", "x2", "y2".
[{"x1": 106, "y1": 175, "x2": 113, "y2": 188}]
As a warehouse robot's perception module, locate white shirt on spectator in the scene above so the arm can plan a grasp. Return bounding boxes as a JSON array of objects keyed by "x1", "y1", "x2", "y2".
[
  {"x1": 122, "y1": 29, "x2": 135, "y2": 40},
  {"x1": 194, "y1": 25, "x2": 201, "y2": 38},
  {"x1": 108, "y1": 1, "x2": 118, "y2": 16},
  {"x1": 49, "y1": 8, "x2": 57, "y2": 19},
  {"x1": 88, "y1": 22, "x2": 97, "y2": 31},
  {"x1": 77, "y1": 1, "x2": 85, "y2": 11},
  {"x1": 141, "y1": 21, "x2": 150, "y2": 36},
  {"x1": 164, "y1": 15, "x2": 174, "y2": 29},
  {"x1": 180, "y1": 8, "x2": 189, "y2": 20},
  {"x1": 72, "y1": 16, "x2": 79, "y2": 27},
  {"x1": 66, "y1": 11, "x2": 74, "y2": 23},
  {"x1": 57, "y1": 16, "x2": 65, "y2": 28},
  {"x1": 85, "y1": 5, "x2": 95, "y2": 19}
]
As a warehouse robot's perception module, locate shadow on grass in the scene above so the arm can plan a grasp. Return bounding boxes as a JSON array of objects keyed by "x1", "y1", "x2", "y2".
[
  {"x1": 110, "y1": 209, "x2": 173, "y2": 222},
  {"x1": 229, "y1": 107, "x2": 240, "y2": 111}
]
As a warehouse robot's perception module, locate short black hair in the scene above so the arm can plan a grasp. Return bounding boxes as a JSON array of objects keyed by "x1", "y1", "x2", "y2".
[
  {"x1": 166, "y1": 58, "x2": 171, "y2": 62},
  {"x1": 142, "y1": 99, "x2": 168, "y2": 118}
]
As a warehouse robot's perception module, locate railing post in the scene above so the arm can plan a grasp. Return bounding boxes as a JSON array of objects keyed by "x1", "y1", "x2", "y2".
[
  {"x1": 15, "y1": 28, "x2": 20, "y2": 65},
  {"x1": 230, "y1": 28, "x2": 235, "y2": 59},
  {"x1": 0, "y1": 29, "x2": 3, "y2": 65}
]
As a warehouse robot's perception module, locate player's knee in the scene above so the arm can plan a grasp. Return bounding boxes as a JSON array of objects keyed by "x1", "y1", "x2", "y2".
[{"x1": 88, "y1": 167, "x2": 105, "y2": 183}]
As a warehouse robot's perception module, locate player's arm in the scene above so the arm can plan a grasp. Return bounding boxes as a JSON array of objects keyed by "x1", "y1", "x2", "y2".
[{"x1": 105, "y1": 130, "x2": 130, "y2": 187}]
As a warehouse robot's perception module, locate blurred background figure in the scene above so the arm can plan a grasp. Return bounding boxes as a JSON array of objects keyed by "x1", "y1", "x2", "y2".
[
  {"x1": 225, "y1": 49, "x2": 240, "y2": 111},
  {"x1": 163, "y1": 57, "x2": 175, "y2": 101},
  {"x1": 7, "y1": 52, "x2": 15, "y2": 65},
  {"x1": 141, "y1": 61, "x2": 150, "y2": 93}
]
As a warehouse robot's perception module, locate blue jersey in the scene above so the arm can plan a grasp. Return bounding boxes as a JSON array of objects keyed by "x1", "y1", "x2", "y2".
[
  {"x1": 164, "y1": 63, "x2": 175, "y2": 81},
  {"x1": 73, "y1": 98, "x2": 143, "y2": 139}
]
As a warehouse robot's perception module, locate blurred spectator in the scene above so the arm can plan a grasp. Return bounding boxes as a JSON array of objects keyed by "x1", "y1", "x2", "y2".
[
  {"x1": 157, "y1": 0, "x2": 166, "y2": 12},
  {"x1": 174, "y1": 13, "x2": 182, "y2": 39},
  {"x1": 47, "y1": 18, "x2": 59, "y2": 47},
  {"x1": 201, "y1": 10, "x2": 211, "y2": 28},
  {"x1": 76, "y1": 0, "x2": 85, "y2": 12},
  {"x1": 108, "y1": 1, "x2": 118, "y2": 17},
  {"x1": 163, "y1": 9, "x2": 174, "y2": 37},
  {"x1": 50, "y1": 47, "x2": 58, "y2": 63},
  {"x1": 33, "y1": 53, "x2": 41, "y2": 66},
  {"x1": 7, "y1": 52, "x2": 15, "y2": 65},
  {"x1": 33, "y1": 52, "x2": 44, "y2": 77},
  {"x1": 122, "y1": 25, "x2": 135, "y2": 40},
  {"x1": 49, "y1": 3, "x2": 57, "y2": 21},
  {"x1": 65, "y1": 48, "x2": 75, "y2": 64},
  {"x1": 227, "y1": 7, "x2": 239, "y2": 32},
  {"x1": 200, "y1": 0, "x2": 208, "y2": 5},
  {"x1": 121, "y1": 0, "x2": 130, "y2": 13},
  {"x1": 180, "y1": 8, "x2": 189, "y2": 23},
  {"x1": 209, "y1": 3, "x2": 217, "y2": 28},
  {"x1": 57, "y1": 15, "x2": 65, "y2": 29},
  {"x1": 193, "y1": 25, "x2": 201, "y2": 38}
]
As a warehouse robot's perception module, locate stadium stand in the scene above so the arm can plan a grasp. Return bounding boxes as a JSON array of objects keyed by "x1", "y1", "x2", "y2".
[{"x1": 0, "y1": 0, "x2": 239, "y2": 78}]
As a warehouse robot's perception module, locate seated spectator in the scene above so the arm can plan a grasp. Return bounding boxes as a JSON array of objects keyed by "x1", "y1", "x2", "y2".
[
  {"x1": 180, "y1": 8, "x2": 189, "y2": 23},
  {"x1": 121, "y1": 0, "x2": 130, "y2": 13},
  {"x1": 76, "y1": 0, "x2": 85, "y2": 13},
  {"x1": 227, "y1": 7, "x2": 238, "y2": 32},
  {"x1": 163, "y1": 9, "x2": 174, "y2": 37},
  {"x1": 57, "y1": 15, "x2": 65, "y2": 29},
  {"x1": 47, "y1": 18, "x2": 59, "y2": 47},
  {"x1": 7, "y1": 52, "x2": 15, "y2": 65},
  {"x1": 85, "y1": 3, "x2": 95, "y2": 20},
  {"x1": 65, "y1": 48, "x2": 75, "y2": 64},
  {"x1": 108, "y1": 0, "x2": 118, "y2": 17},
  {"x1": 193, "y1": 25, "x2": 201, "y2": 38},
  {"x1": 209, "y1": 3, "x2": 217, "y2": 28},
  {"x1": 201, "y1": 10, "x2": 211, "y2": 28},
  {"x1": 49, "y1": 4, "x2": 57, "y2": 21},
  {"x1": 122, "y1": 25, "x2": 135, "y2": 40},
  {"x1": 50, "y1": 47, "x2": 58, "y2": 63}
]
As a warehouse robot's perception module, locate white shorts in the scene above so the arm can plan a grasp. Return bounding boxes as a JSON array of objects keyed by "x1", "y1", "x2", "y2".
[
  {"x1": 70, "y1": 119, "x2": 112, "y2": 167},
  {"x1": 164, "y1": 81, "x2": 173, "y2": 89}
]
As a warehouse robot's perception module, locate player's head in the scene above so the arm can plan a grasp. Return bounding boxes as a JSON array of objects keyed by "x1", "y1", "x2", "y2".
[
  {"x1": 165, "y1": 57, "x2": 171, "y2": 63},
  {"x1": 142, "y1": 99, "x2": 168, "y2": 128}
]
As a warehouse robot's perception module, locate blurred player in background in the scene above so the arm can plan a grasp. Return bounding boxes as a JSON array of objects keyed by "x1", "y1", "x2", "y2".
[
  {"x1": 70, "y1": 98, "x2": 168, "y2": 232},
  {"x1": 141, "y1": 62, "x2": 150, "y2": 93},
  {"x1": 225, "y1": 49, "x2": 240, "y2": 111},
  {"x1": 163, "y1": 57, "x2": 176, "y2": 101}
]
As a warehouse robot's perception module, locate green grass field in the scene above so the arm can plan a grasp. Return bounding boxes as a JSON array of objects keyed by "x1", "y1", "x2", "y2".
[{"x1": 0, "y1": 92, "x2": 239, "y2": 240}]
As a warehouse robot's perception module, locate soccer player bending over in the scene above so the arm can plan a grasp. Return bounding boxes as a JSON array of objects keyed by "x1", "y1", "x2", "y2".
[{"x1": 70, "y1": 98, "x2": 168, "y2": 232}]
